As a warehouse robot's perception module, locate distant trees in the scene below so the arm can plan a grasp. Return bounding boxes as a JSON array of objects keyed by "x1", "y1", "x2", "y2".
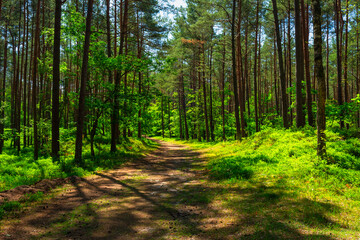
[
  {"x1": 0, "y1": 0, "x2": 164, "y2": 161},
  {"x1": 149, "y1": 0, "x2": 360, "y2": 157}
]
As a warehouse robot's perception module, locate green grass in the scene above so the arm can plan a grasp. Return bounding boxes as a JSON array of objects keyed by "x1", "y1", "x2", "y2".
[
  {"x1": 156, "y1": 128, "x2": 360, "y2": 238},
  {"x1": 0, "y1": 191, "x2": 46, "y2": 220},
  {"x1": 0, "y1": 138, "x2": 158, "y2": 192}
]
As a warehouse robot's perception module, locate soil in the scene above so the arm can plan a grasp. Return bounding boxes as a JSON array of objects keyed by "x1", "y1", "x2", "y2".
[{"x1": 0, "y1": 139, "x2": 229, "y2": 240}]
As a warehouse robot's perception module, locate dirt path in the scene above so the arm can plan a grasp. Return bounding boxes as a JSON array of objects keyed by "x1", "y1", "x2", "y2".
[
  {"x1": 0, "y1": 140, "x2": 229, "y2": 240},
  {"x1": 0, "y1": 140, "x2": 342, "y2": 240}
]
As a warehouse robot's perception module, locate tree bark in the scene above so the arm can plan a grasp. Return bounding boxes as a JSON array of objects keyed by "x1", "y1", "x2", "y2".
[
  {"x1": 75, "y1": 0, "x2": 94, "y2": 164},
  {"x1": 32, "y1": 0, "x2": 42, "y2": 160},
  {"x1": 202, "y1": 45, "x2": 210, "y2": 142},
  {"x1": 161, "y1": 96, "x2": 164, "y2": 138},
  {"x1": 301, "y1": 0, "x2": 314, "y2": 126},
  {"x1": 0, "y1": 25, "x2": 7, "y2": 154},
  {"x1": 232, "y1": 0, "x2": 241, "y2": 140},
  {"x1": 272, "y1": 0, "x2": 290, "y2": 128},
  {"x1": 335, "y1": 0, "x2": 344, "y2": 128},
  {"x1": 344, "y1": 0, "x2": 349, "y2": 128},
  {"x1": 221, "y1": 29, "x2": 226, "y2": 141},
  {"x1": 312, "y1": 0, "x2": 326, "y2": 157},
  {"x1": 52, "y1": 0, "x2": 62, "y2": 161},
  {"x1": 326, "y1": 17, "x2": 330, "y2": 99},
  {"x1": 295, "y1": 0, "x2": 306, "y2": 127}
]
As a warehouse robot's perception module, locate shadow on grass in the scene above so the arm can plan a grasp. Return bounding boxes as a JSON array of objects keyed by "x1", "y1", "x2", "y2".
[{"x1": 207, "y1": 154, "x2": 276, "y2": 180}]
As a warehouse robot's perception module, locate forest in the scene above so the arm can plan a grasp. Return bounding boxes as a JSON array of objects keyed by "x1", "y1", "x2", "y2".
[{"x1": 0, "y1": 0, "x2": 360, "y2": 238}]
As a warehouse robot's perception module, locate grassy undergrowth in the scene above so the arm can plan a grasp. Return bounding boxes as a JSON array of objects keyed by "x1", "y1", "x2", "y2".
[
  {"x1": 156, "y1": 128, "x2": 360, "y2": 238},
  {"x1": 0, "y1": 192, "x2": 46, "y2": 220},
  {"x1": 0, "y1": 138, "x2": 158, "y2": 192}
]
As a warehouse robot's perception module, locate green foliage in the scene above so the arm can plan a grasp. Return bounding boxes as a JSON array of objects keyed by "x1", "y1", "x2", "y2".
[
  {"x1": 0, "y1": 192, "x2": 45, "y2": 220},
  {"x1": 166, "y1": 128, "x2": 360, "y2": 201},
  {"x1": 0, "y1": 138, "x2": 157, "y2": 192},
  {"x1": 0, "y1": 201, "x2": 21, "y2": 219},
  {"x1": 208, "y1": 155, "x2": 254, "y2": 180}
]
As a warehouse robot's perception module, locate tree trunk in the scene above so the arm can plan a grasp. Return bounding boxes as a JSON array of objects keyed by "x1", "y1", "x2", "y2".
[
  {"x1": 221, "y1": 29, "x2": 226, "y2": 141},
  {"x1": 253, "y1": 0, "x2": 260, "y2": 132},
  {"x1": 232, "y1": 0, "x2": 241, "y2": 140},
  {"x1": 32, "y1": 0, "x2": 42, "y2": 160},
  {"x1": 287, "y1": 0, "x2": 293, "y2": 124},
  {"x1": 312, "y1": 0, "x2": 326, "y2": 157},
  {"x1": 23, "y1": 0, "x2": 29, "y2": 148},
  {"x1": 357, "y1": 6, "x2": 360, "y2": 127},
  {"x1": 75, "y1": 0, "x2": 94, "y2": 164},
  {"x1": 209, "y1": 45, "x2": 214, "y2": 141},
  {"x1": 0, "y1": 25, "x2": 7, "y2": 154},
  {"x1": 295, "y1": 0, "x2": 306, "y2": 127},
  {"x1": 202, "y1": 45, "x2": 209, "y2": 142},
  {"x1": 168, "y1": 98, "x2": 171, "y2": 138},
  {"x1": 180, "y1": 67, "x2": 189, "y2": 140},
  {"x1": 301, "y1": 0, "x2": 314, "y2": 126},
  {"x1": 344, "y1": 0, "x2": 349, "y2": 128},
  {"x1": 161, "y1": 96, "x2": 164, "y2": 138},
  {"x1": 335, "y1": 0, "x2": 344, "y2": 128},
  {"x1": 178, "y1": 84, "x2": 183, "y2": 139},
  {"x1": 52, "y1": 0, "x2": 62, "y2": 161},
  {"x1": 272, "y1": 0, "x2": 290, "y2": 128}
]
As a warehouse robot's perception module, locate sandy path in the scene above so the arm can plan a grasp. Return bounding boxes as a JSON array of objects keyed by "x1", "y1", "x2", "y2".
[{"x1": 0, "y1": 139, "x2": 224, "y2": 240}]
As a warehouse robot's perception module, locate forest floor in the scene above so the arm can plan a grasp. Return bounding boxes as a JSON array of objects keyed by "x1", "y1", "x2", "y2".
[{"x1": 0, "y1": 139, "x2": 355, "y2": 239}]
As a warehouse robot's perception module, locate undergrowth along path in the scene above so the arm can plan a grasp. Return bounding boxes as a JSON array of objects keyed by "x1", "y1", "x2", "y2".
[{"x1": 0, "y1": 139, "x2": 349, "y2": 239}]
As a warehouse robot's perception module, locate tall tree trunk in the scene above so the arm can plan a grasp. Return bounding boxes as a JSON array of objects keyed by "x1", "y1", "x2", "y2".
[
  {"x1": 221, "y1": 29, "x2": 226, "y2": 141},
  {"x1": 237, "y1": 0, "x2": 246, "y2": 137},
  {"x1": 52, "y1": 0, "x2": 62, "y2": 161},
  {"x1": 301, "y1": 0, "x2": 314, "y2": 126},
  {"x1": 23, "y1": 0, "x2": 29, "y2": 148},
  {"x1": 232, "y1": 0, "x2": 241, "y2": 140},
  {"x1": 74, "y1": 0, "x2": 94, "y2": 164},
  {"x1": 161, "y1": 96, "x2": 164, "y2": 138},
  {"x1": 245, "y1": 24, "x2": 250, "y2": 117},
  {"x1": 326, "y1": 16, "x2": 330, "y2": 99},
  {"x1": 180, "y1": 67, "x2": 189, "y2": 140},
  {"x1": 32, "y1": 0, "x2": 42, "y2": 160},
  {"x1": 274, "y1": 35, "x2": 279, "y2": 116},
  {"x1": 287, "y1": 0, "x2": 293, "y2": 123},
  {"x1": 357, "y1": 6, "x2": 360, "y2": 127},
  {"x1": 108, "y1": 0, "x2": 117, "y2": 152},
  {"x1": 168, "y1": 98, "x2": 171, "y2": 138},
  {"x1": 178, "y1": 85, "x2": 183, "y2": 139},
  {"x1": 253, "y1": 0, "x2": 260, "y2": 132},
  {"x1": 335, "y1": 0, "x2": 344, "y2": 128},
  {"x1": 344, "y1": 0, "x2": 349, "y2": 128},
  {"x1": 202, "y1": 45, "x2": 210, "y2": 142},
  {"x1": 295, "y1": 0, "x2": 306, "y2": 127},
  {"x1": 209, "y1": 45, "x2": 214, "y2": 141},
  {"x1": 312, "y1": 0, "x2": 326, "y2": 157},
  {"x1": 272, "y1": 0, "x2": 290, "y2": 128},
  {"x1": 0, "y1": 25, "x2": 7, "y2": 154}
]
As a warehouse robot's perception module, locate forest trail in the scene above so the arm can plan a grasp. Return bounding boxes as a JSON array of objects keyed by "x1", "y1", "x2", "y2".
[
  {"x1": 0, "y1": 140, "x2": 341, "y2": 240},
  {"x1": 0, "y1": 140, "x2": 230, "y2": 240}
]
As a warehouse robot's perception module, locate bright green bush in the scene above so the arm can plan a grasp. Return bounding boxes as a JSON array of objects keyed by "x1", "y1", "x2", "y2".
[{"x1": 183, "y1": 128, "x2": 360, "y2": 200}]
